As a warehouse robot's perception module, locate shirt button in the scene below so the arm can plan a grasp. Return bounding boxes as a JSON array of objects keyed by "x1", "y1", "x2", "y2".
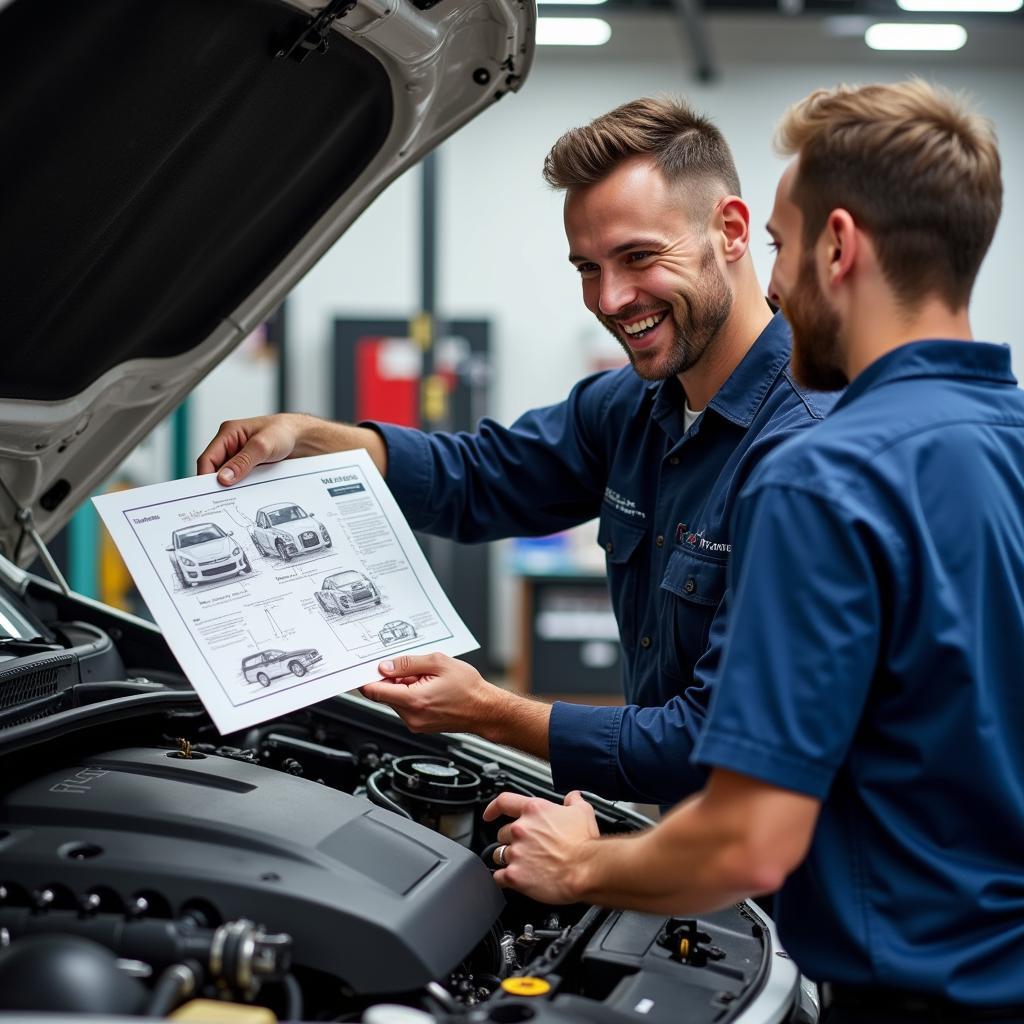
[
  {"x1": 605, "y1": 542, "x2": 614, "y2": 553},
  {"x1": 640, "y1": 635, "x2": 652, "y2": 648},
  {"x1": 684, "y1": 577, "x2": 696, "y2": 594},
  {"x1": 655, "y1": 534, "x2": 664, "y2": 547},
  {"x1": 669, "y1": 456, "x2": 680, "y2": 465}
]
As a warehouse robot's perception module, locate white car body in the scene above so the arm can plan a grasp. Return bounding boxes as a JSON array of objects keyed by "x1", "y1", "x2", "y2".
[
  {"x1": 242, "y1": 647, "x2": 323, "y2": 687},
  {"x1": 317, "y1": 569, "x2": 381, "y2": 615},
  {"x1": 167, "y1": 522, "x2": 250, "y2": 587},
  {"x1": 379, "y1": 620, "x2": 416, "y2": 645},
  {"x1": 251, "y1": 502, "x2": 331, "y2": 560}
]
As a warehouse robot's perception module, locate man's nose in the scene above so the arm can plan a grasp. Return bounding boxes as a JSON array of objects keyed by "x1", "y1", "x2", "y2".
[{"x1": 598, "y1": 271, "x2": 636, "y2": 317}]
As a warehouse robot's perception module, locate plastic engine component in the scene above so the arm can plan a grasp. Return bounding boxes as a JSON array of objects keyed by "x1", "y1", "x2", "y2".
[{"x1": 0, "y1": 748, "x2": 504, "y2": 993}]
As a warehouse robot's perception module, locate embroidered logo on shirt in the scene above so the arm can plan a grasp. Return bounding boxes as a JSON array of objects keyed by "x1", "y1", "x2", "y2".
[
  {"x1": 603, "y1": 487, "x2": 646, "y2": 520},
  {"x1": 676, "y1": 523, "x2": 731, "y2": 554}
]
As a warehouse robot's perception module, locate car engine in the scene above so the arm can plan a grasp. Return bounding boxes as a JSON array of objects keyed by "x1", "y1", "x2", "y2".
[{"x1": 0, "y1": 573, "x2": 808, "y2": 1023}]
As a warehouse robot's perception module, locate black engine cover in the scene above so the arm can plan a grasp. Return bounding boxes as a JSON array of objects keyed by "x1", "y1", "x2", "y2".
[{"x1": 0, "y1": 748, "x2": 504, "y2": 992}]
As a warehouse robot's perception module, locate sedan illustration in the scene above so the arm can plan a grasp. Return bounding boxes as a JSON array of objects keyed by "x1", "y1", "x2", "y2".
[
  {"x1": 379, "y1": 620, "x2": 416, "y2": 646},
  {"x1": 251, "y1": 502, "x2": 332, "y2": 561},
  {"x1": 166, "y1": 523, "x2": 251, "y2": 587},
  {"x1": 242, "y1": 647, "x2": 323, "y2": 688},
  {"x1": 316, "y1": 570, "x2": 381, "y2": 616}
]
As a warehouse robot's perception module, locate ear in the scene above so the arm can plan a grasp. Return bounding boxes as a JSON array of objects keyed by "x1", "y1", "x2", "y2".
[
  {"x1": 824, "y1": 209, "x2": 857, "y2": 287},
  {"x1": 714, "y1": 195, "x2": 751, "y2": 263}
]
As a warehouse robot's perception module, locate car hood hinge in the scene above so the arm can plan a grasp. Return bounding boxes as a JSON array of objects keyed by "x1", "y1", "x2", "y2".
[{"x1": 276, "y1": 0, "x2": 357, "y2": 63}]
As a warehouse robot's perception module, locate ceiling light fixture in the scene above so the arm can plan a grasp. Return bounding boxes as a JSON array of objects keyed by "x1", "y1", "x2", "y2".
[
  {"x1": 537, "y1": 17, "x2": 612, "y2": 45},
  {"x1": 864, "y1": 22, "x2": 968, "y2": 48},
  {"x1": 897, "y1": 0, "x2": 1020, "y2": 11},
  {"x1": 537, "y1": 0, "x2": 609, "y2": 5}
]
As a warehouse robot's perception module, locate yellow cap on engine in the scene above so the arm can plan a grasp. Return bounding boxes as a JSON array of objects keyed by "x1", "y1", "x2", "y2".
[
  {"x1": 171, "y1": 999, "x2": 276, "y2": 1024},
  {"x1": 500, "y1": 977, "x2": 552, "y2": 997}
]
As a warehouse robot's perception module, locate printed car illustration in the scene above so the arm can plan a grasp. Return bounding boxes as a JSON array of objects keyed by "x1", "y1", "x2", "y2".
[
  {"x1": 316, "y1": 570, "x2": 381, "y2": 616},
  {"x1": 250, "y1": 502, "x2": 332, "y2": 560},
  {"x1": 241, "y1": 647, "x2": 323, "y2": 687},
  {"x1": 166, "y1": 522, "x2": 251, "y2": 587},
  {"x1": 379, "y1": 620, "x2": 416, "y2": 646}
]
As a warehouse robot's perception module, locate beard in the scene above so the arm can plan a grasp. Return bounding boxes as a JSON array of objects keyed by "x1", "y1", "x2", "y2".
[
  {"x1": 601, "y1": 241, "x2": 733, "y2": 382},
  {"x1": 783, "y1": 250, "x2": 847, "y2": 392}
]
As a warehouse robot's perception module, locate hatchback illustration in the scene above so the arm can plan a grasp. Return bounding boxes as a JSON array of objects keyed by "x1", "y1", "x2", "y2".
[
  {"x1": 241, "y1": 647, "x2": 323, "y2": 688},
  {"x1": 379, "y1": 620, "x2": 416, "y2": 646},
  {"x1": 316, "y1": 570, "x2": 381, "y2": 616},
  {"x1": 166, "y1": 523, "x2": 251, "y2": 587},
  {"x1": 251, "y1": 502, "x2": 332, "y2": 561}
]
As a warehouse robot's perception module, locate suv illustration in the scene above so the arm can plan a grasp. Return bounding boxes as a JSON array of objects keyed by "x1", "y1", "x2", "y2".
[
  {"x1": 316, "y1": 570, "x2": 381, "y2": 616},
  {"x1": 241, "y1": 647, "x2": 323, "y2": 687},
  {"x1": 166, "y1": 523, "x2": 251, "y2": 587},
  {"x1": 379, "y1": 620, "x2": 416, "y2": 646},
  {"x1": 251, "y1": 502, "x2": 331, "y2": 561}
]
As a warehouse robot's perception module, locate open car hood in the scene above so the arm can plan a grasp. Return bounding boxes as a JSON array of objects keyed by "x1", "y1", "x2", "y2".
[{"x1": 0, "y1": 0, "x2": 534, "y2": 567}]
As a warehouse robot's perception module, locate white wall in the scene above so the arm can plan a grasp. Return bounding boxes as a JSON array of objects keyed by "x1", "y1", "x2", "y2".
[
  {"x1": 282, "y1": 13, "x2": 1024, "y2": 429},
  {"x1": 188, "y1": 12, "x2": 1024, "y2": 664}
]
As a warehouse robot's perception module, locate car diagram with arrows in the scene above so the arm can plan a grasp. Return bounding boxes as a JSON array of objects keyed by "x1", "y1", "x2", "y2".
[{"x1": 94, "y1": 452, "x2": 478, "y2": 732}]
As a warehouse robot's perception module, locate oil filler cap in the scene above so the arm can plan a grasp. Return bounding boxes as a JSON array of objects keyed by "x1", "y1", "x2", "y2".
[{"x1": 501, "y1": 977, "x2": 552, "y2": 997}]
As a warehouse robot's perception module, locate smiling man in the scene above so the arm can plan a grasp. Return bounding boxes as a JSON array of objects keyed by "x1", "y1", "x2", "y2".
[
  {"x1": 479, "y1": 81, "x2": 1024, "y2": 1021},
  {"x1": 200, "y1": 99, "x2": 835, "y2": 807}
]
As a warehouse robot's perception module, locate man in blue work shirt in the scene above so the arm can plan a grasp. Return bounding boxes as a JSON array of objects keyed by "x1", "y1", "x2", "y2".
[
  {"x1": 199, "y1": 99, "x2": 833, "y2": 807},
  {"x1": 480, "y1": 81, "x2": 1024, "y2": 1019}
]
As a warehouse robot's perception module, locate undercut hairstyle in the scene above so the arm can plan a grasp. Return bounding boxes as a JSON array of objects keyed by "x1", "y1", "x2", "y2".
[
  {"x1": 543, "y1": 97, "x2": 742, "y2": 219},
  {"x1": 776, "y1": 79, "x2": 1002, "y2": 310}
]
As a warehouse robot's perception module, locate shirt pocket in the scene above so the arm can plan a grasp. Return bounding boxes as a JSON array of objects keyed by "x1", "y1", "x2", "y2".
[
  {"x1": 659, "y1": 547, "x2": 727, "y2": 686},
  {"x1": 597, "y1": 513, "x2": 646, "y2": 648}
]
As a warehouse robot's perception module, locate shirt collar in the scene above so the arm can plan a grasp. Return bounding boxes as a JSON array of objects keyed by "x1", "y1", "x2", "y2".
[
  {"x1": 707, "y1": 311, "x2": 792, "y2": 427},
  {"x1": 835, "y1": 339, "x2": 1017, "y2": 412},
  {"x1": 650, "y1": 310, "x2": 792, "y2": 437}
]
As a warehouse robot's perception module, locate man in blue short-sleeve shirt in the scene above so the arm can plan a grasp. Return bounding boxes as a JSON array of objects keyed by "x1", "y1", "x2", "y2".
[
  {"x1": 483, "y1": 82, "x2": 1024, "y2": 1019},
  {"x1": 200, "y1": 99, "x2": 834, "y2": 808}
]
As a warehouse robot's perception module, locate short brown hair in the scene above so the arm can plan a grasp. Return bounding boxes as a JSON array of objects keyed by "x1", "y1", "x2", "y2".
[
  {"x1": 543, "y1": 97, "x2": 742, "y2": 215},
  {"x1": 776, "y1": 79, "x2": 1002, "y2": 309}
]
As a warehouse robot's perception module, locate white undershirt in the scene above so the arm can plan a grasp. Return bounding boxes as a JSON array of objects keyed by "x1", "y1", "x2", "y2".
[{"x1": 683, "y1": 401, "x2": 705, "y2": 433}]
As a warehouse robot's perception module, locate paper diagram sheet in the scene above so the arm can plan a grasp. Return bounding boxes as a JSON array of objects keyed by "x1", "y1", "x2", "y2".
[{"x1": 93, "y1": 451, "x2": 477, "y2": 733}]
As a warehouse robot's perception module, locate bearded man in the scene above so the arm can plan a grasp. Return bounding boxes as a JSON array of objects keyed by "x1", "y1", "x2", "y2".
[{"x1": 200, "y1": 98, "x2": 835, "y2": 807}]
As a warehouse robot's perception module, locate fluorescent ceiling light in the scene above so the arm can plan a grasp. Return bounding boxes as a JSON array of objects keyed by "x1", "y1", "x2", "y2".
[
  {"x1": 865, "y1": 22, "x2": 968, "y2": 48},
  {"x1": 897, "y1": 0, "x2": 1020, "y2": 11},
  {"x1": 537, "y1": 17, "x2": 612, "y2": 45}
]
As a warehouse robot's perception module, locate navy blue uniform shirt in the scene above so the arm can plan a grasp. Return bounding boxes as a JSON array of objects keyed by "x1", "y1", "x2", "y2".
[
  {"x1": 373, "y1": 313, "x2": 836, "y2": 805},
  {"x1": 695, "y1": 340, "x2": 1024, "y2": 1004}
]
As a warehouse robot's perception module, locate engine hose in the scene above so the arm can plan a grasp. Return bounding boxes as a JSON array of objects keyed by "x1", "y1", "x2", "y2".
[
  {"x1": 425, "y1": 980, "x2": 458, "y2": 1012},
  {"x1": 146, "y1": 961, "x2": 200, "y2": 1017},
  {"x1": 365, "y1": 770, "x2": 412, "y2": 819},
  {"x1": 281, "y1": 973, "x2": 304, "y2": 1021}
]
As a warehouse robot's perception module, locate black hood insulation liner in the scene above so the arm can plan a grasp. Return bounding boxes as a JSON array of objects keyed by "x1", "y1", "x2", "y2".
[{"x1": 0, "y1": 0, "x2": 393, "y2": 401}]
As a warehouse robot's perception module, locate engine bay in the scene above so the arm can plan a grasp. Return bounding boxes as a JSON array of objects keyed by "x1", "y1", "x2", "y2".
[{"x1": 0, "y1": 571, "x2": 803, "y2": 1023}]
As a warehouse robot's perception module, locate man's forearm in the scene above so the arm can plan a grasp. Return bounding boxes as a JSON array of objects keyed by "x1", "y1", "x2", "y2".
[
  {"x1": 289, "y1": 414, "x2": 388, "y2": 476},
  {"x1": 568, "y1": 772, "x2": 817, "y2": 915},
  {"x1": 572, "y1": 799, "x2": 771, "y2": 915},
  {"x1": 479, "y1": 689, "x2": 551, "y2": 761}
]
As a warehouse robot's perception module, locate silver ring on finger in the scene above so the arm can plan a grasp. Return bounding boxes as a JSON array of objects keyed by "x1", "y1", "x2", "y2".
[{"x1": 494, "y1": 843, "x2": 509, "y2": 867}]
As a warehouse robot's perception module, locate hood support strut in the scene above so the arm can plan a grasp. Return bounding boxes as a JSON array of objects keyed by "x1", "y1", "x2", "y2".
[
  {"x1": 15, "y1": 508, "x2": 71, "y2": 596},
  {"x1": 0, "y1": 477, "x2": 72, "y2": 595}
]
